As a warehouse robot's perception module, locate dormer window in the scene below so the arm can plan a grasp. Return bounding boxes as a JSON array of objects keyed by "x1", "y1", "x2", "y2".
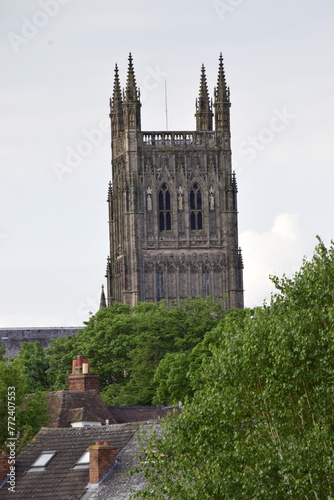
[{"x1": 29, "y1": 451, "x2": 57, "y2": 471}]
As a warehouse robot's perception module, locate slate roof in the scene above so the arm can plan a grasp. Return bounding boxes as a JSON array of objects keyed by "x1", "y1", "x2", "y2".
[
  {"x1": 67, "y1": 407, "x2": 100, "y2": 424},
  {"x1": 0, "y1": 423, "x2": 140, "y2": 500},
  {"x1": 46, "y1": 391, "x2": 116, "y2": 427},
  {"x1": 108, "y1": 405, "x2": 177, "y2": 424},
  {"x1": 83, "y1": 429, "x2": 148, "y2": 500},
  {"x1": 46, "y1": 390, "x2": 176, "y2": 428}
]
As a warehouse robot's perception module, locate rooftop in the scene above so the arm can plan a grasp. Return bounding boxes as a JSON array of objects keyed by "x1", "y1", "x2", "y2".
[
  {"x1": 47, "y1": 391, "x2": 116, "y2": 428},
  {"x1": 0, "y1": 423, "x2": 147, "y2": 500}
]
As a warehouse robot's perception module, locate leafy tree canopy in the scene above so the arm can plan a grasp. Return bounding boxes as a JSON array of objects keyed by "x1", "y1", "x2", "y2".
[
  {"x1": 0, "y1": 359, "x2": 49, "y2": 453},
  {"x1": 133, "y1": 238, "x2": 334, "y2": 499},
  {"x1": 17, "y1": 341, "x2": 51, "y2": 392},
  {"x1": 46, "y1": 297, "x2": 226, "y2": 405}
]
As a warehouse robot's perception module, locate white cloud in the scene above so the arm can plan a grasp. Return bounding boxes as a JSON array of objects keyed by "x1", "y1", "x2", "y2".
[
  {"x1": 240, "y1": 213, "x2": 306, "y2": 307},
  {"x1": 271, "y1": 213, "x2": 301, "y2": 241}
]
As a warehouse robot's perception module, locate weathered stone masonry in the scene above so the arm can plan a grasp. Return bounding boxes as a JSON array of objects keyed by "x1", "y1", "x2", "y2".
[
  {"x1": 105, "y1": 54, "x2": 244, "y2": 309},
  {"x1": 0, "y1": 327, "x2": 83, "y2": 358}
]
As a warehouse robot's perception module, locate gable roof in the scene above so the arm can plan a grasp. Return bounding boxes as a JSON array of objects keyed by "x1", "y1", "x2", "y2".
[{"x1": 0, "y1": 423, "x2": 139, "y2": 500}]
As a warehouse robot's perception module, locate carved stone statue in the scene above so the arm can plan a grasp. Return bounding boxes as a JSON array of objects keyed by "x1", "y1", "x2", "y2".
[
  {"x1": 209, "y1": 186, "x2": 215, "y2": 210},
  {"x1": 147, "y1": 186, "x2": 152, "y2": 212},
  {"x1": 178, "y1": 185, "x2": 184, "y2": 210}
]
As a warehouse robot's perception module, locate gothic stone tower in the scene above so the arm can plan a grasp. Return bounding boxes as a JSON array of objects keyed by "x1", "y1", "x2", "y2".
[{"x1": 106, "y1": 54, "x2": 244, "y2": 309}]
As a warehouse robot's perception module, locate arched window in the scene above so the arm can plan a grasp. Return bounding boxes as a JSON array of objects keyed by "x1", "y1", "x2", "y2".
[
  {"x1": 168, "y1": 267, "x2": 176, "y2": 300},
  {"x1": 213, "y1": 264, "x2": 223, "y2": 297},
  {"x1": 190, "y1": 183, "x2": 203, "y2": 230},
  {"x1": 159, "y1": 183, "x2": 171, "y2": 231},
  {"x1": 179, "y1": 266, "x2": 187, "y2": 299},
  {"x1": 157, "y1": 269, "x2": 165, "y2": 300},
  {"x1": 144, "y1": 264, "x2": 154, "y2": 301},
  {"x1": 190, "y1": 265, "x2": 199, "y2": 296},
  {"x1": 202, "y1": 268, "x2": 210, "y2": 296}
]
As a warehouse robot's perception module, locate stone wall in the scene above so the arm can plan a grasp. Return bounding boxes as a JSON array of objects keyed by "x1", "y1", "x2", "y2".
[{"x1": 0, "y1": 327, "x2": 84, "y2": 358}]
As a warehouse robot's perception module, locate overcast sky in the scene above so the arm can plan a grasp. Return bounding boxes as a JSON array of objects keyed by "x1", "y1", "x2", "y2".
[{"x1": 1, "y1": 0, "x2": 333, "y2": 327}]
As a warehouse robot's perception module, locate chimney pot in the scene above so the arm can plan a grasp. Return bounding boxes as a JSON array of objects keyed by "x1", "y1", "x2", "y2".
[{"x1": 68, "y1": 357, "x2": 100, "y2": 392}]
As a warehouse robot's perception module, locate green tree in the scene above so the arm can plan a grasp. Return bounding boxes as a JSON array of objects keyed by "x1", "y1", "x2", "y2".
[
  {"x1": 152, "y1": 352, "x2": 191, "y2": 406},
  {"x1": 45, "y1": 304, "x2": 135, "y2": 396},
  {"x1": 46, "y1": 334, "x2": 79, "y2": 390},
  {"x1": 77, "y1": 303, "x2": 134, "y2": 386},
  {"x1": 0, "y1": 342, "x2": 5, "y2": 361},
  {"x1": 109, "y1": 297, "x2": 226, "y2": 405},
  {"x1": 45, "y1": 297, "x2": 226, "y2": 405},
  {"x1": 153, "y1": 308, "x2": 249, "y2": 406},
  {"x1": 17, "y1": 341, "x2": 51, "y2": 392},
  {"x1": 133, "y1": 238, "x2": 334, "y2": 499},
  {"x1": 0, "y1": 360, "x2": 49, "y2": 453}
]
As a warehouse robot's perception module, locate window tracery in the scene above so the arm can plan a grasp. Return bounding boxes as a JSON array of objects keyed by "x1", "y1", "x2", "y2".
[
  {"x1": 159, "y1": 183, "x2": 171, "y2": 231},
  {"x1": 190, "y1": 183, "x2": 203, "y2": 230}
]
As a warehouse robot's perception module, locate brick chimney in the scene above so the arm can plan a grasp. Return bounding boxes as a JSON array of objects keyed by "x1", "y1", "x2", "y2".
[
  {"x1": 0, "y1": 451, "x2": 10, "y2": 483},
  {"x1": 68, "y1": 355, "x2": 100, "y2": 392},
  {"x1": 89, "y1": 441, "x2": 118, "y2": 484}
]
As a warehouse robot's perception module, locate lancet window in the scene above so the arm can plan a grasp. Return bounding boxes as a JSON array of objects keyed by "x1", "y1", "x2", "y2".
[
  {"x1": 159, "y1": 183, "x2": 171, "y2": 231},
  {"x1": 190, "y1": 183, "x2": 203, "y2": 230}
]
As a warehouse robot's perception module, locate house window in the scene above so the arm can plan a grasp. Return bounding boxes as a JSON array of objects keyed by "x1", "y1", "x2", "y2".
[
  {"x1": 190, "y1": 183, "x2": 203, "y2": 230},
  {"x1": 29, "y1": 451, "x2": 57, "y2": 471},
  {"x1": 159, "y1": 183, "x2": 171, "y2": 231},
  {"x1": 73, "y1": 450, "x2": 90, "y2": 469}
]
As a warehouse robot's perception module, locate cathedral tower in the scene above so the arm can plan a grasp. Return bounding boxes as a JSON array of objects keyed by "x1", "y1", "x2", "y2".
[{"x1": 105, "y1": 54, "x2": 244, "y2": 308}]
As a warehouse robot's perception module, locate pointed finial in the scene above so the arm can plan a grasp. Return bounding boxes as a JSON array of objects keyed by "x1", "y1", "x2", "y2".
[
  {"x1": 232, "y1": 171, "x2": 238, "y2": 191},
  {"x1": 238, "y1": 248, "x2": 244, "y2": 269},
  {"x1": 105, "y1": 257, "x2": 111, "y2": 279},
  {"x1": 113, "y1": 64, "x2": 121, "y2": 95},
  {"x1": 215, "y1": 52, "x2": 229, "y2": 102},
  {"x1": 99, "y1": 285, "x2": 107, "y2": 309},
  {"x1": 125, "y1": 52, "x2": 139, "y2": 102},
  {"x1": 110, "y1": 63, "x2": 124, "y2": 134},
  {"x1": 195, "y1": 63, "x2": 213, "y2": 131},
  {"x1": 198, "y1": 64, "x2": 210, "y2": 102},
  {"x1": 107, "y1": 181, "x2": 112, "y2": 202},
  {"x1": 111, "y1": 63, "x2": 122, "y2": 109}
]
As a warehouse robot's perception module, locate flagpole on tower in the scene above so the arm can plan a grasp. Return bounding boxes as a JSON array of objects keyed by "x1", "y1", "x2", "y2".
[{"x1": 165, "y1": 81, "x2": 168, "y2": 131}]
